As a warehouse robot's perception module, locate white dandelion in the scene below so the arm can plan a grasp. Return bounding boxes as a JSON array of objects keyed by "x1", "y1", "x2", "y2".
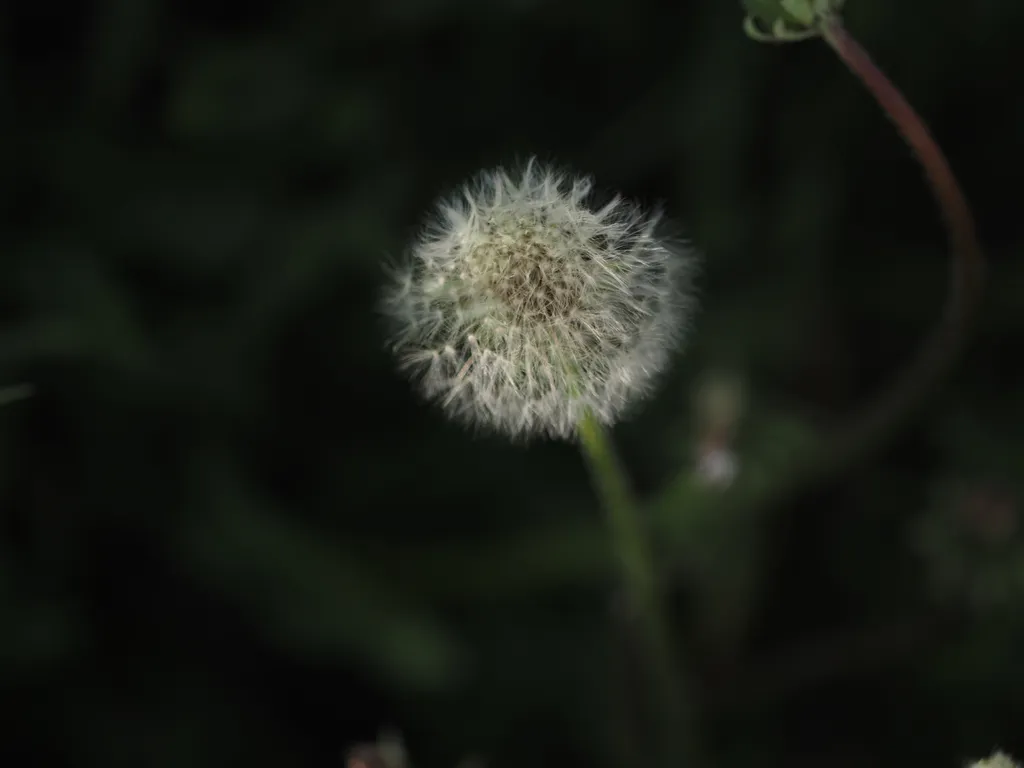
[{"x1": 381, "y1": 158, "x2": 698, "y2": 440}]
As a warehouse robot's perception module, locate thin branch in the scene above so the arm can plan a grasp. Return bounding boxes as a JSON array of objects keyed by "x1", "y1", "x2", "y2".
[{"x1": 812, "y1": 15, "x2": 985, "y2": 479}]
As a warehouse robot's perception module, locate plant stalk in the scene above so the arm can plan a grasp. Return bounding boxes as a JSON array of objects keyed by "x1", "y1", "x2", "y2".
[
  {"x1": 577, "y1": 411, "x2": 694, "y2": 767},
  {"x1": 816, "y1": 15, "x2": 985, "y2": 474}
]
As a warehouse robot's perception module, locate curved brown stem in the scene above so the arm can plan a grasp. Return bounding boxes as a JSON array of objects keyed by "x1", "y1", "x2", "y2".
[{"x1": 814, "y1": 15, "x2": 985, "y2": 476}]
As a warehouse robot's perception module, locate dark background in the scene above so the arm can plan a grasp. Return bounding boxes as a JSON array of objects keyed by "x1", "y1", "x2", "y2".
[{"x1": 3, "y1": 0, "x2": 1023, "y2": 766}]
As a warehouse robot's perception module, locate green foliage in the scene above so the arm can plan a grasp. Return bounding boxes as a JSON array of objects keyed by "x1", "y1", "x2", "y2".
[{"x1": 2, "y1": 0, "x2": 1023, "y2": 766}]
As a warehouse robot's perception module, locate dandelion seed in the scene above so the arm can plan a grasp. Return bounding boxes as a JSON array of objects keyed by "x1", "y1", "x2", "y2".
[
  {"x1": 381, "y1": 158, "x2": 699, "y2": 440},
  {"x1": 968, "y1": 753, "x2": 1020, "y2": 768}
]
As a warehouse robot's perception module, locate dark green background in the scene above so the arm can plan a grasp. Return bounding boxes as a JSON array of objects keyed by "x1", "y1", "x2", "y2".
[{"x1": 3, "y1": 0, "x2": 1023, "y2": 766}]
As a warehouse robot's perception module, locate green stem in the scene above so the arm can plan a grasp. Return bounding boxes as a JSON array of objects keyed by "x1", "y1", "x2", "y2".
[{"x1": 576, "y1": 411, "x2": 693, "y2": 767}]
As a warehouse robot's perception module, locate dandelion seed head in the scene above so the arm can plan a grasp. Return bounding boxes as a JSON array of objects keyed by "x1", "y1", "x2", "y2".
[{"x1": 381, "y1": 158, "x2": 698, "y2": 440}]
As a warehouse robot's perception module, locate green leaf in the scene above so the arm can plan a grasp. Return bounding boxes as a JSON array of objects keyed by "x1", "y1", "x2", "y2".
[{"x1": 178, "y1": 455, "x2": 466, "y2": 692}]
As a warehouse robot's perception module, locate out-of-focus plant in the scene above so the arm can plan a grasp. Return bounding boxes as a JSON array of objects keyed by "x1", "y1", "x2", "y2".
[
  {"x1": 347, "y1": 730, "x2": 484, "y2": 768},
  {"x1": 913, "y1": 479, "x2": 1022, "y2": 610},
  {"x1": 346, "y1": 732, "x2": 1019, "y2": 768},
  {"x1": 0, "y1": 384, "x2": 32, "y2": 406}
]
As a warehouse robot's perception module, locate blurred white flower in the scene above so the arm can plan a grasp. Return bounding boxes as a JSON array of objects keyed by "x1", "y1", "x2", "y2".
[
  {"x1": 696, "y1": 446, "x2": 739, "y2": 486},
  {"x1": 382, "y1": 159, "x2": 697, "y2": 440}
]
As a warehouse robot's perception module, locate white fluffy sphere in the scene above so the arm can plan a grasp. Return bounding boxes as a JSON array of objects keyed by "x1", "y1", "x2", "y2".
[{"x1": 382, "y1": 159, "x2": 698, "y2": 440}]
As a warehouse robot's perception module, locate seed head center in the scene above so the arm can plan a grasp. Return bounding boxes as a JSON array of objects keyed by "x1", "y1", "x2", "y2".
[{"x1": 467, "y1": 210, "x2": 586, "y2": 321}]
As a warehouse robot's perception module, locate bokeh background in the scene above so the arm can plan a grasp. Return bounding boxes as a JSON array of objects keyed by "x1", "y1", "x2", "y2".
[{"x1": 3, "y1": 0, "x2": 1023, "y2": 766}]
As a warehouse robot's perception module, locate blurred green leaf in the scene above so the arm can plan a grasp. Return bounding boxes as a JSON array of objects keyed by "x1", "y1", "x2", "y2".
[
  {"x1": 179, "y1": 456, "x2": 465, "y2": 692},
  {"x1": 0, "y1": 560, "x2": 86, "y2": 680},
  {"x1": 84, "y1": 0, "x2": 165, "y2": 118},
  {"x1": 167, "y1": 41, "x2": 316, "y2": 139},
  {"x1": 0, "y1": 383, "x2": 33, "y2": 405}
]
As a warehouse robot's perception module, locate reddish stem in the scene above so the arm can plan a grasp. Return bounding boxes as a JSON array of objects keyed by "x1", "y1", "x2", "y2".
[{"x1": 814, "y1": 16, "x2": 985, "y2": 473}]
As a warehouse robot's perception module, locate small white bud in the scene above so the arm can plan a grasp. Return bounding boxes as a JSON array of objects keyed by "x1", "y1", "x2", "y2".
[{"x1": 381, "y1": 159, "x2": 698, "y2": 440}]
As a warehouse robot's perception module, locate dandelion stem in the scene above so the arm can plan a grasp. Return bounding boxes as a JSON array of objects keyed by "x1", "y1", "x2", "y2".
[
  {"x1": 816, "y1": 15, "x2": 984, "y2": 475},
  {"x1": 576, "y1": 411, "x2": 694, "y2": 767}
]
